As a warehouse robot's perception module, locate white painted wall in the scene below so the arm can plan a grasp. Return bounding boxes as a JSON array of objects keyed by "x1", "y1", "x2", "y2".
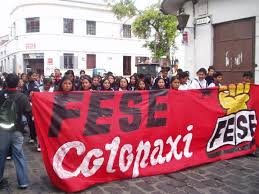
[
  {"x1": 0, "y1": 0, "x2": 151, "y2": 76},
  {"x1": 209, "y1": 0, "x2": 259, "y2": 24},
  {"x1": 195, "y1": 24, "x2": 213, "y2": 69},
  {"x1": 181, "y1": 1, "x2": 197, "y2": 78},
  {"x1": 255, "y1": 16, "x2": 259, "y2": 84}
]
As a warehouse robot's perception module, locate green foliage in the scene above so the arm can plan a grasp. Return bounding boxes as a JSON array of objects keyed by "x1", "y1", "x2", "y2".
[
  {"x1": 106, "y1": 0, "x2": 177, "y2": 61},
  {"x1": 111, "y1": 0, "x2": 137, "y2": 20},
  {"x1": 132, "y1": 8, "x2": 177, "y2": 60}
]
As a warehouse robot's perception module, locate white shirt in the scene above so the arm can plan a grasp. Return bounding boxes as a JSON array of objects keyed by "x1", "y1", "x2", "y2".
[
  {"x1": 179, "y1": 84, "x2": 189, "y2": 90},
  {"x1": 208, "y1": 83, "x2": 222, "y2": 88},
  {"x1": 39, "y1": 86, "x2": 54, "y2": 92},
  {"x1": 189, "y1": 78, "x2": 208, "y2": 89}
]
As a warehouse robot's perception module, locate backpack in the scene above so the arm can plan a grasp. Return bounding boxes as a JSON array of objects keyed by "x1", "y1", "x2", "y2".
[{"x1": 0, "y1": 93, "x2": 17, "y2": 131}]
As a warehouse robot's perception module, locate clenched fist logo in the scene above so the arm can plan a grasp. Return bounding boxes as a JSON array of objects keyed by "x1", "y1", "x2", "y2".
[{"x1": 218, "y1": 83, "x2": 250, "y2": 115}]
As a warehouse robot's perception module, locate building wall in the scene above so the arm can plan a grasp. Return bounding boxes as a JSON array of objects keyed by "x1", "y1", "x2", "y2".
[
  {"x1": 0, "y1": 0, "x2": 150, "y2": 76},
  {"x1": 255, "y1": 16, "x2": 259, "y2": 84},
  {"x1": 209, "y1": 0, "x2": 259, "y2": 24},
  {"x1": 179, "y1": 0, "x2": 259, "y2": 82}
]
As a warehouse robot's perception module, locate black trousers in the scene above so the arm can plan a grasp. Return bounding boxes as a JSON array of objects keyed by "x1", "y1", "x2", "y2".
[{"x1": 26, "y1": 115, "x2": 36, "y2": 140}]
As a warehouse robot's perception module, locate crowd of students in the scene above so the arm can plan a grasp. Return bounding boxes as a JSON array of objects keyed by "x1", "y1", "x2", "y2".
[
  {"x1": 0, "y1": 66, "x2": 254, "y2": 144},
  {"x1": 0, "y1": 66, "x2": 255, "y2": 190},
  {"x1": 0, "y1": 66, "x2": 252, "y2": 95}
]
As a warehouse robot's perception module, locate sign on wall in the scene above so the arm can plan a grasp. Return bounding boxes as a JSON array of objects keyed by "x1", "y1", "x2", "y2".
[
  {"x1": 196, "y1": 16, "x2": 211, "y2": 25},
  {"x1": 47, "y1": 58, "x2": 53, "y2": 65},
  {"x1": 25, "y1": 43, "x2": 36, "y2": 50}
]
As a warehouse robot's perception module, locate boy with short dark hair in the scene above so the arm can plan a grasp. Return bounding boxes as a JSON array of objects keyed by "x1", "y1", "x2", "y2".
[
  {"x1": 0, "y1": 73, "x2": 31, "y2": 190},
  {"x1": 209, "y1": 71, "x2": 223, "y2": 87},
  {"x1": 242, "y1": 71, "x2": 253, "y2": 83},
  {"x1": 23, "y1": 72, "x2": 39, "y2": 144},
  {"x1": 178, "y1": 72, "x2": 189, "y2": 90},
  {"x1": 206, "y1": 66, "x2": 215, "y2": 85},
  {"x1": 189, "y1": 68, "x2": 208, "y2": 89}
]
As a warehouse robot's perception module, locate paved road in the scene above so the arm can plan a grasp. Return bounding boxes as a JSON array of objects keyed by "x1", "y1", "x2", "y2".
[{"x1": 1, "y1": 134, "x2": 259, "y2": 194}]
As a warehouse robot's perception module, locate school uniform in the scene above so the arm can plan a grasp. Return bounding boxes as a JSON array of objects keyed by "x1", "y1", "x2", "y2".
[
  {"x1": 179, "y1": 84, "x2": 189, "y2": 90},
  {"x1": 189, "y1": 78, "x2": 208, "y2": 89},
  {"x1": 208, "y1": 82, "x2": 222, "y2": 88}
]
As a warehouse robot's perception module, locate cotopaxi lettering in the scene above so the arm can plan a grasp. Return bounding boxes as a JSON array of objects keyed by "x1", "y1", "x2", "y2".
[{"x1": 53, "y1": 125, "x2": 193, "y2": 179}]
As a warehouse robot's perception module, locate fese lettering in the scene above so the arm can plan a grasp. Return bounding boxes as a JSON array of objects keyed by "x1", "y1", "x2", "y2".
[{"x1": 48, "y1": 91, "x2": 168, "y2": 137}]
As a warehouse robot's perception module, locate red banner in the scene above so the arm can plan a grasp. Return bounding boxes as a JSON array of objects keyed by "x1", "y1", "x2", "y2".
[{"x1": 32, "y1": 83, "x2": 259, "y2": 193}]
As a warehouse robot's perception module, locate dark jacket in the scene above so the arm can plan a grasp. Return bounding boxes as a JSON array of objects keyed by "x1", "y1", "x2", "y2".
[
  {"x1": 206, "y1": 76, "x2": 214, "y2": 86},
  {"x1": 0, "y1": 90, "x2": 32, "y2": 132},
  {"x1": 24, "y1": 81, "x2": 40, "y2": 96}
]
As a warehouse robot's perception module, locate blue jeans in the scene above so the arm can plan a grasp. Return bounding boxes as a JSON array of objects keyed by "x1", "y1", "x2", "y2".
[{"x1": 0, "y1": 130, "x2": 29, "y2": 186}]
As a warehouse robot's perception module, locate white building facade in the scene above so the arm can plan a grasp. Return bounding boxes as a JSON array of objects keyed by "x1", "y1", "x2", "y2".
[
  {"x1": 161, "y1": 0, "x2": 259, "y2": 84},
  {"x1": 0, "y1": 0, "x2": 151, "y2": 76}
]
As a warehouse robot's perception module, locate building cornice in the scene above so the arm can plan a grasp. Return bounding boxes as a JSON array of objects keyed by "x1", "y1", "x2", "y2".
[{"x1": 11, "y1": 0, "x2": 111, "y2": 16}]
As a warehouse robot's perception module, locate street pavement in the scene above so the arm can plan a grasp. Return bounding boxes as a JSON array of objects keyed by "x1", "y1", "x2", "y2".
[{"x1": 1, "y1": 134, "x2": 259, "y2": 194}]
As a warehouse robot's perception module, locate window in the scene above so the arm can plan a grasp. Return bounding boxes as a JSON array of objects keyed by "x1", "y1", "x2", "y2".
[
  {"x1": 26, "y1": 17, "x2": 40, "y2": 33},
  {"x1": 63, "y1": 18, "x2": 73, "y2": 33},
  {"x1": 123, "y1": 56, "x2": 131, "y2": 75},
  {"x1": 87, "y1": 21, "x2": 96, "y2": 35},
  {"x1": 64, "y1": 53, "x2": 74, "y2": 69},
  {"x1": 87, "y1": 54, "x2": 96, "y2": 69},
  {"x1": 123, "y1": 24, "x2": 131, "y2": 38}
]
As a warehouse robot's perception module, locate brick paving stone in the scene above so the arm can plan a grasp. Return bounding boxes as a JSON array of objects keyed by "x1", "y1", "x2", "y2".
[
  {"x1": 222, "y1": 186, "x2": 248, "y2": 194},
  {"x1": 208, "y1": 189, "x2": 226, "y2": 194},
  {"x1": 103, "y1": 186, "x2": 125, "y2": 194},
  {"x1": 246, "y1": 175, "x2": 259, "y2": 181},
  {"x1": 140, "y1": 176, "x2": 159, "y2": 184},
  {"x1": 128, "y1": 186, "x2": 147, "y2": 194},
  {"x1": 192, "y1": 169, "x2": 207, "y2": 175},
  {"x1": 179, "y1": 185, "x2": 204, "y2": 194},
  {"x1": 156, "y1": 181, "x2": 180, "y2": 193},
  {"x1": 166, "y1": 172, "x2": 188, "y2": 181},
  {"x1": 113, "y1": 180, "x2": 129, "y2": 188},
  {"x1": 187, "y1": 173, "x2": 206, "y2": 180},
  {"x1": 248, "y1": 190, "x2": 259, "y2": 194},
  {"x1": 207, "y1": 167, "x2": 229, "y2": 176},
  {"x1": 200, "y1": 179, "x2": 224, "y2": 188},
  {"x1": 223, "y1": 180, "x2": 248, "y2": 190},
  {"x1": 185, "y1": 178, "x2": 205, "y2": 189},
  {"x1": 229, "y1": 168, "x2": 254, "y2": 176},
  {"x1": 157, "y1": 175, "x2": 171, "y2": 181},
  {"x1": 135, "y1": 182, "x2": 156, "y2": 192},
  {"x1": 206, "y1": 174, "x2": 225, "y2": 182},
  {"x1": 223, "y1": 174, "x2": 247, "y2": 183},
  {"x1": 168, "y1": 179, "x2": 187, "y2": 188},
  {"x1": 172, "y1": 191, "x2": 187, "y2": 194},
  {"x1": 244, "y1": 164, "x2": 259, "y2": 171},
  {"x1": 247, "y1": 181, "x2": 259, "y2": 188},
  {"x1": 88, "y1": 186, "x2": 106, "y2": 194},
  {"x1": 150, "y1": 191, "x2": 164, "y2": 194}
]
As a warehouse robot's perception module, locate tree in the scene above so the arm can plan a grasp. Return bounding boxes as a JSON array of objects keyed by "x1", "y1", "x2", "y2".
[{"x1": 106, "y1": 0, "x2": 177, "y2": 64}]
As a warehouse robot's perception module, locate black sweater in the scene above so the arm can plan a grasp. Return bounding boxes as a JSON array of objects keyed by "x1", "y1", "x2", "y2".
[{"x1": 0, "y1": 90, "x2": 32, "y2": 132}]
